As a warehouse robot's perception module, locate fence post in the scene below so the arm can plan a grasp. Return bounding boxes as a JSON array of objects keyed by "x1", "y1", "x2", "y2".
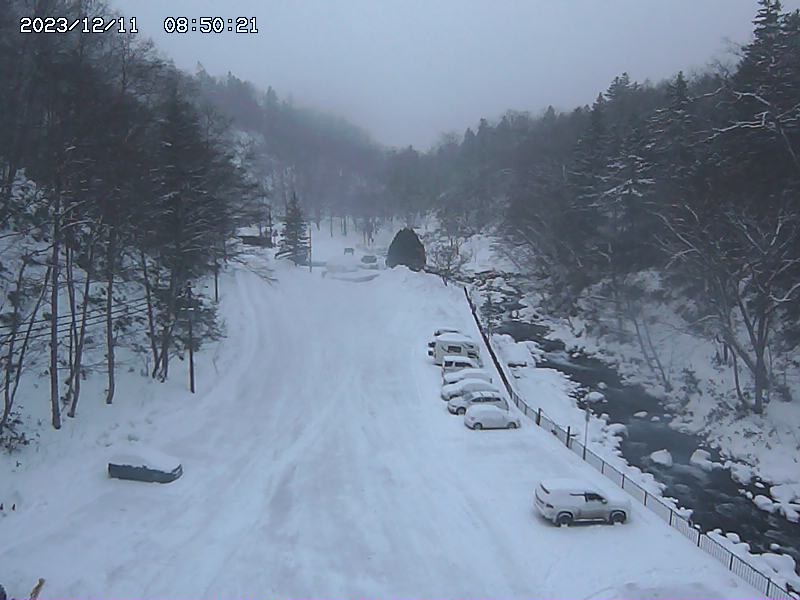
[
  {"x1": 601, "y1": 461, "x2": 605, "y2": 474},
  {"x1": 669, "y1": 510, "x2": 673, "y2": 526},
  {"x1": 536, "y1": 408, "x2": 541, "y2": 426},
  {"x1": 582, "y1": 444, "x2": 587, "y2": 460},
  {"x1": 697, "y1": 531, "x2": 702, "y2": 547},
  {"x1": 621, "y1": 473, "x2": 626, "y2": 488},
  {"x1": 566, "y1": 426, "x2": 571, "y2": 448},
  {"x1": 729, "y1": 553, "x2": 734, "y2": 571},
  {"x1": 644, "y1": 491, "x2": 648, "y2": 506}
]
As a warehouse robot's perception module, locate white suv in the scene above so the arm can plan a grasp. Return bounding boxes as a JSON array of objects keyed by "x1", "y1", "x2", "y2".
[
  {"x1": 448, "y1": 390, "x2": 508, "y2": 415},
  {"x1": 534, "y1": 479, "x2": 631, "y2": 526}
]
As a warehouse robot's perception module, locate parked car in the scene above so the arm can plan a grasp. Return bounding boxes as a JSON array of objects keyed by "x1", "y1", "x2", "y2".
[
  {"x1": 533, "y1": 479, "x2": 631, "y2": 526},
  {"x1": 441, "y1": 378, "x2": 500, "y2": 401},
  {"x1": 464, "y1": 405, "x2": 520, "y2": 430},
  {"x1": 360, "y1": 254, "x2": 380, "y2": 270},
  {"x1": 428, "y1": 327, "x2": 463, "y2": 350},
  {"x1": 441, "y1": 355, "x2": 479, "y2": 377},
  {"x1": 429, "y1": 333, "x2": 481, "y2": 365},
  {"x1": 448, "y1": 390, "x2": 508, "y2": 415},
  {"x1": 443, "y1": 368, "x2": 492, "y2": 386}
]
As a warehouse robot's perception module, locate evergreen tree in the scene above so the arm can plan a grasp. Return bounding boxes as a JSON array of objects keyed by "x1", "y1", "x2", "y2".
[{"x1": 276, "y1": 192, "x2": 310, "y2": 265}]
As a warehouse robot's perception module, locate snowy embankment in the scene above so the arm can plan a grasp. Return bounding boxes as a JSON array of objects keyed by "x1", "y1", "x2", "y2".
[
  {"x1": 516, "y1": 268, "x2": 800, "y2": 520},
  {"x1": 0, "y1": 233, "x2": 763, "y2": 599}
]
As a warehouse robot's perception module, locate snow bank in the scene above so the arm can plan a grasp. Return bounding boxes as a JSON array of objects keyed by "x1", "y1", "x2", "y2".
[{"x1": 492, "y1": 334, "x2": 533, "y2": 367}]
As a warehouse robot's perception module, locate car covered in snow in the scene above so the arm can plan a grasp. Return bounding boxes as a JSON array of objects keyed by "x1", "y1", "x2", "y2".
[
  {"x1": 360, "y1": 254, "x2": 380, "y2": 269},
  {"x1": 533, "y1": 478, "x2": 631, "y2": 526},
  {"x1": 440, "y1": 378, "x2": 500, "y2": 400},
  {"x1": 429, "y1": 333, "x2": 480, "y2": 365},
  {"x1": 427, "y1": 327, "x2": 463, "y2": 350},
  {"x1": 447, "y1": 390, "x2": 508, "y2": 415},
  {"x1": 442, "y1": 368, "x2": 492, "y2": 386},
  {"x1": 464, "y1": 405, "x2": 520, "y2": 430},
  {"x1": 441, "y1": 355, "x2": 480, "y2": 376}
]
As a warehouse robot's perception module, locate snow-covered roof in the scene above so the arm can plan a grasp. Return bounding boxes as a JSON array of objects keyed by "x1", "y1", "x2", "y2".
[
  {"x1": 539, "y1": 478, "x2": 600, "y2": 495},
  {"x1": 443, "y1": 355, "x2": 476, "y2": 362},
  {"x1": 435, "y1": 332, "x2": 475, "y2": 344}
]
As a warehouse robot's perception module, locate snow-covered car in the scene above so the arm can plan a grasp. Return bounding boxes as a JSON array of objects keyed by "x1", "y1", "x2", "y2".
[
  {"x1": 442, "y1": 368, "x2": 492, "y2": 386},
  {"x1": 533, "y1": 479, "x2": 631, "y2": 526},
  {"x1": 464, "y1": 405, "x2": 520, "y2": 430},
  {"x1": 441, "y1": 355, "x2": 479, "y2": 376},
  {"x1": 360, "y1": 255, "x2": 380, "y2": 270},
  {"x1": 427, "y1": 327, "x2": 463, "y2": 350},
  {"x1": 441, "y1": 378, "x2": 499, "y2": 400},
  {"x1": 429, "y1": 333, "x2": 480, "y2": 365},
  {"x1": 447, "y1": 390, "x2": 508, "y2": 415}
]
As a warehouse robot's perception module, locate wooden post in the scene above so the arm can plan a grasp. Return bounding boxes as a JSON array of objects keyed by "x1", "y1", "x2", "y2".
[
  {"x1": 536, "y1": 408, "x2": 542, "y2": 426},
  {"x1": 566, "y1": 426, "x2": 571, "y2": 448}
]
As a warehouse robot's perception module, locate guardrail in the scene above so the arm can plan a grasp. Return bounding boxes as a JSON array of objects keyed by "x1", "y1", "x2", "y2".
[{"x1": 463, "y1": 286, "x2": 798, "y2": 600}]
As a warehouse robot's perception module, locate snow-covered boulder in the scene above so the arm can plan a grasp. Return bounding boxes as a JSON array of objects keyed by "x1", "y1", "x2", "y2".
[
  {"x1": 585, "y1": 391, "x2": 605, "y2": 403},
  {"x1": 108, "y1": 447, "x2": 183, "y2": 484},
  {"x1": 728, "y1": 462, "x2": 755, "y2": 485},
  {"x1": 753, "y1": 495, "x2": 776, "y2": 512},
  {"x1": 650, "y1": 449, "x2": 674, "y2": 467},
  {"x1": 689, "y1": 449, "x2": 723, "y2": 472},
  {"x1": 634, "y1": 411, "x2": 648, "y2": 418},
  {"x1": 606, "y1": 423, "x2": 628, "y2": 437}
]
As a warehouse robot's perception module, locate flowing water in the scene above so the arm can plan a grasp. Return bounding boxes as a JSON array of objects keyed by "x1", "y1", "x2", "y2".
[{"x1": 487, "y1": 304, "x2": 800, "y2": 576}]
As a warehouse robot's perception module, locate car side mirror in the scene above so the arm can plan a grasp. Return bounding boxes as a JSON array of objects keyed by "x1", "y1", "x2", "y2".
[{"x1": 601, "y1": 498, "x2": 608, "y2": 504}]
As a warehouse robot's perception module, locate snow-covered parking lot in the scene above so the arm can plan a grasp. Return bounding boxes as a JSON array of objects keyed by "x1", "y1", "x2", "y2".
[{"x1": 1, "y1": 256, "x2": 762, "y2": 599}]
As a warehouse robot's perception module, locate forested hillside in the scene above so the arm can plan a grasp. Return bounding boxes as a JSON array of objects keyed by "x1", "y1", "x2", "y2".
[
  {"x1": 390, "y1": 1, "x2": 800, "y2": 417},
  {"x1": 0, "y1": 0, "x2": 390, "y2": 442},
  {"x1": 194, "y1": 69, "x2": 389, "y2": 237}
]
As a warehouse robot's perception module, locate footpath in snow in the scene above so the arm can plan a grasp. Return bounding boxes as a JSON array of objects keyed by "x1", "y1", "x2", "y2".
[{"x1": 0, "y1": 236, "x2": 763, "y2": 599}]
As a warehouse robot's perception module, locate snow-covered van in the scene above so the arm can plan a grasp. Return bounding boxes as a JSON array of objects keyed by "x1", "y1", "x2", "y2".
[
  {"x1": 427, "y1": 327, "x2": 463, "y2": 350},
  {"x1": 429, "y1": 333, "x2": 480, "y2": 365},
  {"x1": 441, "y1": 355, "x2": 479, "y2": 377}
]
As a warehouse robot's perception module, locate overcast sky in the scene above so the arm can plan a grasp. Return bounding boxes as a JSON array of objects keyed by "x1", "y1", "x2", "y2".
[{"x1": 111, "y1": 0, "x2": 800, "y2": 149}]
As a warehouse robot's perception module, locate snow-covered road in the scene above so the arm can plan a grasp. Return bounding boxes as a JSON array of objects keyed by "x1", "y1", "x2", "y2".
[{"x1": 2, "y1": 259, "x2": 760, "y2": 599}]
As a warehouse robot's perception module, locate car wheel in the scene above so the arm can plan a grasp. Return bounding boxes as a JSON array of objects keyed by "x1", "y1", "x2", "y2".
[
  {"x1": 473, "y1": 422, "x2": 483, "y2": 430},
  {"x1": 507, "y1": 421, "x2": 517, "y2": 429},
  {"x1": 556, "y1": 512, "x2": 573, "y2": 527},
  {"x1": 609, "y1": 511, "x2": 627, "y2": 524},
  {"x1": 457, "y1": 407, "x2": 466, "y2": 415}
]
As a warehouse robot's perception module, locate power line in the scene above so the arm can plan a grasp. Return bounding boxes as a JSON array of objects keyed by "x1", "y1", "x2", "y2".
[
  {"x1": 1, "y1": 305, "x2": 151, "y2": 347},
  {"x1": 0, "y1": 297, "x2": 149, "y2": 335}
]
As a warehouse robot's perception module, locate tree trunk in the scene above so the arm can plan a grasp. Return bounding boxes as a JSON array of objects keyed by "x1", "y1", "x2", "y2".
[
  {"x1": 105, "y1": 227, "x2": 116, "y2": 404},
  {"x1": 1, "y1": 261, "x2": 28, "y2": 435},
  {"x1": 732, "y1": 351, "x2": 746, "y2": 409},
  {"x1": 50, "y1": 196, "x2": 62, "y2": 430},
  {"x1": 140, "y1": 251, "x2": 160, "y2": 377},
  {"x1": 68, "y1": 245, "x2": 94, "y2": 418},
  {"x1": 65, "y1": 246, "x2": 78, "y2": 405},
  {"x1": 158, "y1": 270, "x2": 179, "y2": 381}
]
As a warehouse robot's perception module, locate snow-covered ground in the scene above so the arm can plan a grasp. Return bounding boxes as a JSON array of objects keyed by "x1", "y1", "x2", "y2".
[
  {"x1": 0, "y1": 228, "x2": 766, "y2": 599},
  {"x1": 533, "y1": 271, "x2": 800, "y2": 519}
]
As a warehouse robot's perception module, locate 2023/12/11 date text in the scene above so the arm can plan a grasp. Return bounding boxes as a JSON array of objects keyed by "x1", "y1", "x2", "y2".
[
  {"x1": 20, "y1": 16, "x2": 138, "y2": 33},
  {"x1": 164, "y1": 17, "x2": 259, "y2": 34}
]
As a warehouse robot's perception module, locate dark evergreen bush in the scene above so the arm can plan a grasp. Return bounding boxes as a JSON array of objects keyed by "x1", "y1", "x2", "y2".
[{"x1": 386, "y1": 228, "x2": 426, "y2": 271}]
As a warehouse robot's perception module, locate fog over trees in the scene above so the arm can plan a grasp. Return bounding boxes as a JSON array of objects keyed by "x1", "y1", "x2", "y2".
[{"x1": 1, "y1": 0, "x2": 798, "y2": 445}]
